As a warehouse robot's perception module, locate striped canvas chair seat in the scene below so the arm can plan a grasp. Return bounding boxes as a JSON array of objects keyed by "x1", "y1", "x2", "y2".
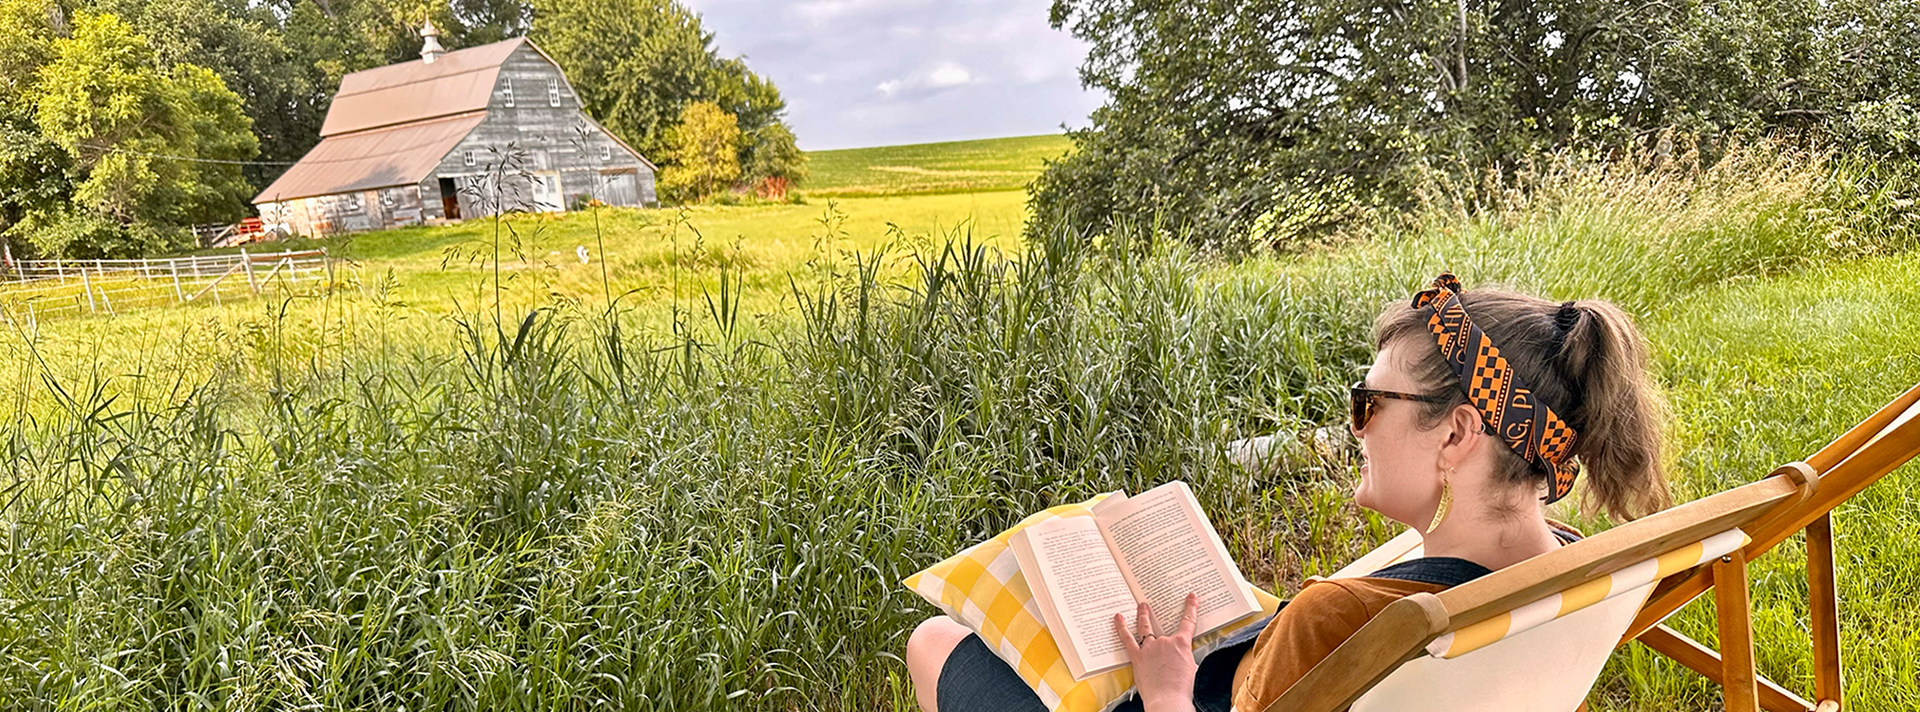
[{"x1": 1343, "y1": 529, "x2": 1745, "y2": 712}]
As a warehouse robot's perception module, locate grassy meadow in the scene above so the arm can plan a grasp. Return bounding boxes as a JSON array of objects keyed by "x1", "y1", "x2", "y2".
[
  {"x1": 805, "y1": 134, "x2": 1072, "y2": 197},
  {"x1": 3, "y1": 138, "x2": 1920, "y2": 711}
]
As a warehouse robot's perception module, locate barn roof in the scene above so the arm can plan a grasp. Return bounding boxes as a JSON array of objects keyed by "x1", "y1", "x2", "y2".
[
  {"x1": 320, "y1": 38, "x2": 524, "y2": 137},
  {"x1": 252, "y1": 38, "x2": 529, "y2": 204},
  {"x1": 252, "y1": 112, "x2": 487, "y2": 204}
]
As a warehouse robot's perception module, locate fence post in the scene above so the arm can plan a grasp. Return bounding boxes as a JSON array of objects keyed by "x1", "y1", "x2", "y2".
[
  {"x1": 170, "y1": 259, "x2": 184, "y2": 304},
  {"x1": 80, "y1": 267, "x2": 96, "y2": 314},
  {"x1": 241, "y1": 249, "x2": 259, "y2": 294}
]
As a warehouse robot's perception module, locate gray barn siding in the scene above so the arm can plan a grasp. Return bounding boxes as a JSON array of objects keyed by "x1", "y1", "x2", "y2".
[
  {"x1": 422, "y1": 44, "x2": 656, "y2": 220},
  {"x1": 262, "y1": 184, "x2": 426, "y2": 236}
]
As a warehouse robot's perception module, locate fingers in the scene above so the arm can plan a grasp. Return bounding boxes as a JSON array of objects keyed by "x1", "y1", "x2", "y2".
[
  {"x1": 1113, "y1": 613, "x2": 1140, "y2": 656},
  {"x1": 1136, "y1": 601, "x2": 1156, "y2": 638},
  {"x1": 1177, "y1": 592, "x2": 1199, "y2": 639}
]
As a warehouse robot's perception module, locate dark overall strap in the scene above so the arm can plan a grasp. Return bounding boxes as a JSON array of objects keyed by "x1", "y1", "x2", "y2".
[{"x1": 1366, "y1": 557, "x2": 1493, "y2": 587}]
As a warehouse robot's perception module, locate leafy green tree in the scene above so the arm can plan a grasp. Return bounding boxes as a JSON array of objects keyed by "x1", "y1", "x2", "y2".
[
  {"x1": 85, "y1": 0, "x2": 327, "y2": 189},
  {"x1": 710, "y1": 56, "x2": 786, "y2": 137},
  {"x1": 28, "y1": 11, "x2": 257, "y2": 256},
  {"x1": 658, "y1": 101, "x2": 742, "y2": 202},
  {"x1": 1035, "y1": 0, "x2": 1920, "y2": 252},
  {"x1": 743, "y1": 122, "x2": 806, "y2": 191},
  {"x1": 0, "y1": 0, "x2": 67, "y2": 258},
  {"x1": 530, "y1": 0, "x2": 798, "y2": 170}
]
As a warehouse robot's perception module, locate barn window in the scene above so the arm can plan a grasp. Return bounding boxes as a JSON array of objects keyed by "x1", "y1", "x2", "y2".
[
  {"x1": 601, "y1": 145, "x2": 612, "y2": 162},
  {"x1": 502, "y1": 76, "x2": 514, "y2": 107},
  {"x1": 548, "y1": 78, "x2": 561, "y2": 106},
  {"x1": 464, "y1": 150, "x2": 476, "y2": 166}
]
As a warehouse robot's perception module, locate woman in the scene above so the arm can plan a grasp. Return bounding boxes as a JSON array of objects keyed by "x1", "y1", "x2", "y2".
[{"x1": 904, "y1": 274, "x2": 1672, "y2": 712}]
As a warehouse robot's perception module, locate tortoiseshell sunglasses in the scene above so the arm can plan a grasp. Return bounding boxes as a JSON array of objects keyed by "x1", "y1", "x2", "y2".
[{"x1": 1349, "y1": 381, "x2": 1452, "y2": 432}]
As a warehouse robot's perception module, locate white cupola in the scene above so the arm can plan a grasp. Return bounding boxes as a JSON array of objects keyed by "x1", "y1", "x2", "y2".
[{"x1": 420, "y1": 17, "x2": 445, "y2": 64}]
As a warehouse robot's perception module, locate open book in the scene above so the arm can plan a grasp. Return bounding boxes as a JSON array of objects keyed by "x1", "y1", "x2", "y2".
[{"x1": 1008, "y1": 481, "x2": 1262, "y2": 680}]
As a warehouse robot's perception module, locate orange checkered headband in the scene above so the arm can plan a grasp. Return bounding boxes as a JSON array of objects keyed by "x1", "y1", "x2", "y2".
[{"x1": 1411, "y1": 273, "x2": 1581, "y2": 504}]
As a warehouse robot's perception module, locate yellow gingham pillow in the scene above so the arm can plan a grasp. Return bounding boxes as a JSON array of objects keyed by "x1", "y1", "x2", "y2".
[{"x1": 903, "y1": 493, "x2": 1282, "y2": 712}]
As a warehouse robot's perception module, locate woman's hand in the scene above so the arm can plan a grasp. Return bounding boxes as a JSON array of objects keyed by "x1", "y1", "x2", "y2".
[{"x1": 1114, "y1": 593, "x2": 1200, "y2": 712}]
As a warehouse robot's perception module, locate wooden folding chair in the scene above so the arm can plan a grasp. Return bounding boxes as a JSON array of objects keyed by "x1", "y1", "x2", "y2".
[
  {"x1": 1257, "y1": 381, "x2": 1920, "y2": 712},
  {"x1": 1620, "y1": 381, "x2": 1920, "y2": 712},
  {"x1": 1261, "y1": 470, "x2": 1822, "y2": 712}
]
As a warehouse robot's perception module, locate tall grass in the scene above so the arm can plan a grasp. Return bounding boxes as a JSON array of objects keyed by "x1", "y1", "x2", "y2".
[{"x1": 2, "y1": 140, "x2": 1917, "y2": 710}]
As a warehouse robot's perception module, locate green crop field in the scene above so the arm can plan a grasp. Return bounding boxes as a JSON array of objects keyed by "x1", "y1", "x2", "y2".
[
  {"x1": 805, "y1": 134, "x2": 1073, "y2": 197},
  {"x1": 3, "y1": 137, "x2": 1919, "y2": 711}
]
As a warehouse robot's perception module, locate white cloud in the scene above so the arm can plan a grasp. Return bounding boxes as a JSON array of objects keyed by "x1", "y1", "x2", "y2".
[{"x1": 926, "y1": 62, "x2": 974, "y2": 88}]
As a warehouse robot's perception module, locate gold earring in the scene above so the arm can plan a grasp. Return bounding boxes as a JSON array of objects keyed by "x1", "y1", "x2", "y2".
[{"x1": 1426, "y1": 468, "x2": 1454, "y2": 534}]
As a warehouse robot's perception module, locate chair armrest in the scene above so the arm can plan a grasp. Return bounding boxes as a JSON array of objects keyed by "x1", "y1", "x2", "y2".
[{"x1": 1263, "y1": 593, "x2": 1449, "y2": 712}]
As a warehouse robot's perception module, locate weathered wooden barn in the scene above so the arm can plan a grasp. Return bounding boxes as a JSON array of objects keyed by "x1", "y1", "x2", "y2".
[{"x1": 254, "y1": 21, "x2": 656, "y2": 236}]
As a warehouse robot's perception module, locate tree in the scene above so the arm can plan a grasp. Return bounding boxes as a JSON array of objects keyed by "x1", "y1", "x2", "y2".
[
  {"x1": 0, "y1": 0, "x2": 67, "y2": 258},
  {"x1": 27, "y1": 11, "x2": 257, "y2": 256},
  {"x1": 86, "y1": 0, "x2": 327, "y2": 189},
  {"x1": 1034, "y1": 0, "x2": 1920, "y2": 252},
  {"x1": 529, "y1": 0, "x2": 799, "y2": 172},
  {"x1": 658, "y1": 101, "x2": 741, "y2": 202},
  {"x1": 743, "y1": 122, "x2": 806, "y2": 196}
]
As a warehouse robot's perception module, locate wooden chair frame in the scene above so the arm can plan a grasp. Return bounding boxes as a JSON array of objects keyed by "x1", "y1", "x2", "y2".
[
  {"x1": 1263, "y1": 381, "x2": 1920, "y2": 712},
  {"x1": 1622, "y1": 381, "x2": 1920, "y2": 712}
]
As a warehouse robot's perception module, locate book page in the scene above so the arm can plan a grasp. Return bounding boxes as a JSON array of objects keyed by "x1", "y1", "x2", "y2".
[
  {"x1": 1010, "y1": 514, "x2": 1137, "y2": 678},
  {"x1": 1096, "y1": 481, "x2": 1260, "y2": 637}
]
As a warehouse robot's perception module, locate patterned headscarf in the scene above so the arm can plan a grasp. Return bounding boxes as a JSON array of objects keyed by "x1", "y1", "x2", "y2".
[{"x1": 1412, "y1": 273, "x2": 1581, "y2": 503}]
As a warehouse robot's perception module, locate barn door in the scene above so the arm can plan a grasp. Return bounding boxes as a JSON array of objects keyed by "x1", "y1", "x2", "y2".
[
  {"x1": 601, "y1": 171, "x2": 639, "y2": 207},
  {"x1": 531, "y1": 172, "x2": 564, "y2": 212},
  {"x1": 439, "y1": 177, "x2": 461, "y2": 220}
]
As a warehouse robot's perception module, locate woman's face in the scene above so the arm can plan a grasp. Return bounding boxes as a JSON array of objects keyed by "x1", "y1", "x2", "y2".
[{"x1": 1352, "y1": 340, "x2": 1450, "y2": 528}]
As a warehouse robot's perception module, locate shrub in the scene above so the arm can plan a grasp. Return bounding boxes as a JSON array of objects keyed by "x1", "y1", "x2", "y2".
[{"x1": 658, "y1": 101, "x2": 743, "y2": 203}]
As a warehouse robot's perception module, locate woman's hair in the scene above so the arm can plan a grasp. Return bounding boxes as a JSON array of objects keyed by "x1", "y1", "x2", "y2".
[{"x1": 1374, "y1": 288, "x2": 1670, "y2": 520}]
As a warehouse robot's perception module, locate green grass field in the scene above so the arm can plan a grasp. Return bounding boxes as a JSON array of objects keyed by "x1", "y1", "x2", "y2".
[
  {"x1": 3, "y1": 137, "x2": 1918, "y2": 710},
  {"x1": 804, "y1": 134, "x2": 1072, "y2": 197}
]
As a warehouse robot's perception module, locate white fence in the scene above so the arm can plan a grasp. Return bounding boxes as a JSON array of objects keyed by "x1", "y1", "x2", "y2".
[{"x1": 0, "y1": 249, "x2": 332, "y2": 322}]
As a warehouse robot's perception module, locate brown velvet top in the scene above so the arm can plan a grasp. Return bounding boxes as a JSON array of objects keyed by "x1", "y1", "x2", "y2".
[
  {"x1": 1228, "y1": 576, "x2": 1448, "y2": 712},
  {"x1": 1231, "y1": 521, "x2": 1583, "y2": 712}
]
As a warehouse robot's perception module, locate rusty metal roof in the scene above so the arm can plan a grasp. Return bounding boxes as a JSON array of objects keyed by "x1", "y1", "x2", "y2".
[
  {"x1": 252, "y1": 112, "x2": 486, "y2": 204},
  {"x1": 252, "y1": 38, "x2": 531, "y2": 204},
  {"x1": 319, "y1": 38, "x2": 523, "y2": 137}
]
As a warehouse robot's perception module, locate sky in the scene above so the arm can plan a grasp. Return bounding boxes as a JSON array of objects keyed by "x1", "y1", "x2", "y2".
[{"x1": 680, "y1": 0, "x2": 1107, "y2": 150}]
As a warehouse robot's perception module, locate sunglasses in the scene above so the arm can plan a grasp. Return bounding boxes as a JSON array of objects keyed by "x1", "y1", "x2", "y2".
[{"x1": 1349, "y1": 381, "x2": 1452, "y2": 433}]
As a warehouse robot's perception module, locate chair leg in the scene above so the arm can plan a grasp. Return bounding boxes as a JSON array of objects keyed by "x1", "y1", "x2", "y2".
[
  {"x1": 1806, "y1": 514, "x2": 1845, "y2": 709},
  {"x1": 1715, "y1": 550, "x2": 1761, "y2": 712},
  {"x1": 1636, "y1": 625, "x2": 1813, "y2": 712}
]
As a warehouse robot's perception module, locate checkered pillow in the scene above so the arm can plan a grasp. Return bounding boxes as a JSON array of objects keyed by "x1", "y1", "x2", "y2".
[{"x1": 903, "y1": 493, "x2": 1282, "y2": 712}]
